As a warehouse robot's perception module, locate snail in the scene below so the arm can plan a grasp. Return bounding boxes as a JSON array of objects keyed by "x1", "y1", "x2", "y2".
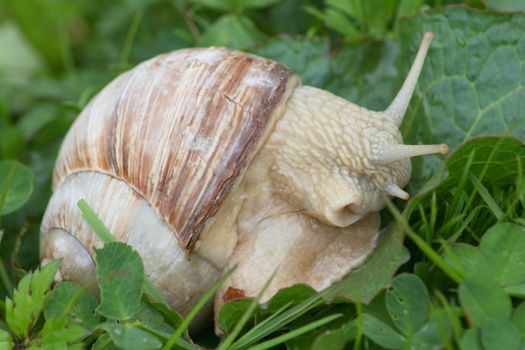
[{"x1": 40, "y1": 32, "x2": 447, "y2": 324}]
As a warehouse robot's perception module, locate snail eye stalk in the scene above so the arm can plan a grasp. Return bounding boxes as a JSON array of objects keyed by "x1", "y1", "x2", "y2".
[
  {"x1": 385, "y1": 32, "x2": 434, "y2": 126},
  {"x1": 374, "y1": 143, "x2": 449, "y2": 165}
]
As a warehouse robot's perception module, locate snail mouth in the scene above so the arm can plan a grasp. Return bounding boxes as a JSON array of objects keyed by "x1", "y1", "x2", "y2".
[{"x1": 324, "y1": 203, "x2": 365, "y2": 227}]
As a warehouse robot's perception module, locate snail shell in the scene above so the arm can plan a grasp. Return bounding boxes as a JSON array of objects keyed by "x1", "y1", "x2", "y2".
[
  {"x1": 40, "y1": 33, "x2": 447, "y2": 321},
  {"x1": 41, "y1": 48, "x2": 298, "y2": 314}
]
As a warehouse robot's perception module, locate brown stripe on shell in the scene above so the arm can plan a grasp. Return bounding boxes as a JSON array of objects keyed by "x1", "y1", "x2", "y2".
[{"x1": 52, "y1": 48, "x2": 297, "y2": 250}]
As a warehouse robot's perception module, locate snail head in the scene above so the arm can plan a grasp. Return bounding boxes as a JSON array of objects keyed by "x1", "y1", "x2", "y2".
[{"x1": 266, "y1": 32, "x2": 447, "y2": 227}]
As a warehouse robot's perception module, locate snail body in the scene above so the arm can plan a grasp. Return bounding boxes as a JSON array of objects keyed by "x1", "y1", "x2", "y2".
[{"x1": 40, "y1": 33, "x2": 447, "y2": 321}]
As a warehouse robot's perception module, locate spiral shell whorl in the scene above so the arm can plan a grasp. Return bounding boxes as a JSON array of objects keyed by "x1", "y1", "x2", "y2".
[{"x1": 51, "y1": 47, "x2": 298, "y2": 250}]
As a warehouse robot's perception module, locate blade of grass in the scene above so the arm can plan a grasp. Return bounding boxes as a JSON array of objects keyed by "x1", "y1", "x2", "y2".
[
  {"x1": 230, "y1": 302, "x2": 292, "y2": 349},
  {"x1": 429, "y1": 191, "x2": 438, "y2": 235},
  {"x1": 218, "y1": 270, "x2": 278, "y2": 350},
  {"x1": 445, "y1": 206, "x2": 480, "y2": 246},
  {"x1": 77, "y1": 199, "x2": 115, "y2": 244},
  {"x1": 418, "y1": 203, "x2": 431, "y2": 242},
  {"x1": 161, "y1": 267, "x2": 236, "y2": 350},
  {"x1": 446, "y1": 149, "x2": 475, "y2": 220},
  {"x1": 245, "y1": 314, "x2": 342, "y2": 350},
  {"x1": 435, "y1": 214, "x2": 465, "y2": 239},
  {"x1": 507, "y1": 155, "x2": 523, "y2": 219},
  {"x1": 119, "y1": 10, "x2": 143, "y2": 67},
  {"x1": 385, "y1": 199, "x2": 463, "y2": 284},
  {"x1": 470, "y1": 174, "x2": 504, "y2": 220},
  {"x1": 230, "y1": 289, "x2": 325, "y2": 349},
  {"x1": 463, "y1": 138, "x2": 504, "y2": 215},
  {"x1": 77, "y1": 199, "x2": 169, "y2": 306}
]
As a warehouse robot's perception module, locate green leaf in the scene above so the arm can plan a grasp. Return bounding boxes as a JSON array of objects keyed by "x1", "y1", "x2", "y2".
[
  {"x1": 262, "y1": 285, "x2": 316, "y2": 315},
  {"x1": 17, "y1": 103, "x2": 58, "y2": 140},
  {"x1": 312, "y1": 0, "x2": 397, "y2": 39},
  {"x1": 219, "y1": 299, "x2": 253, "y2": 335},
  {"x1": 0, "y1": 330, "x2": 14, "y2": 350},
  {"x1": 189, "y1": 0, "x2": 278, "y2": 11},
  {"x1": 305, "y1": 6, "x2": 359, "y2": 39},
  {"x1": 44, "y1": 282, "x2": 99, "y2": 330},
  {"x1": 412, "y1": 310, "x2": 453, "y2": 350},
  {"x1": 446, "y1": 244, "x2": 490, "y2": 279},
  {"x1": 357, "y1": 0, "x2": 397, "y2": 39},
  {"x1": 95, "y1": 242, "x2": 144, "y2": 320},
  {"x1": 5, "y1": 260, "x2": 61, "y2": 339},
  {"x1": 0, "y1": 125, "x2": 23, "y2": 159},
  {"x1": 187, "y1": 0, "x2": 232, "y2": 12},
  {"x1": 0, "y1": 20, "x2": 43, "y2": 83},
  {"x1": 326, "y1": 223, "x2": 409, "y2": 304},
  {"x1": 253, "y1": 38, "x2": 332, "y2": 89},
  {"x1": 511, "y1": 302, "x2": 525, "y2": 333},
  {"x1": 325, "y1": 0, "x2": 361, "y2": 17},
  {"x1": 198, "y1": 14, "x2": 264, "y2": 50},
  {"x1": 134, "y1": 302, "x2": 175, "y2": 339},
  {"x1": 5, "y1": 0, "x2": 85, "y2": 70},
  {"x1": 0, "y1": 160, "x2": 33, "y2": 215},
  {"x1": 311, "y1": 327, "x2": 346, "y2": 350},
  {"x1": 458, "y1": 279, "x2": 511, "y2": 327},
  {"x1": 485, "y1": 0, "x2": 525, "y2": 11},
  {"x1": 395, "y1": 0, "x2": 424, "y2": 22},
  {"x1": 385, "y1": 273, "x2": 430, "y2": 336},
  {"x1": 479, "y1": 223, "x2": 525, "y2": 287},
  {"x1": 99, "y1": 322, "x2": 162, "y2": 350},
  {"x1": 31, "y1": 316, "x2": 87, "y2": 348},
  {"x1": 481, "y1": 318, "x2": 522, "y2": 350},
  {"x1": 361, "y1": 313, "x2": 405, "y2": 349},
  {"x1": 148, "y1": 302, "x2": 183, "y2": 330},
  {"x1": 399, "y1": 8, "x2": 525, "y2": 180},
  {"x1": 91, "y1": 333, "x2": 119, "y2": 350},
  {"x1": 460, "y1": 328, "x2": 482, "y2": 350},
  {"x1": 447, "y1": 223, "x2": 525, "y2": 294},
  {"x1": 232, "y1": 0, "x2": 279, "y2": 10}
]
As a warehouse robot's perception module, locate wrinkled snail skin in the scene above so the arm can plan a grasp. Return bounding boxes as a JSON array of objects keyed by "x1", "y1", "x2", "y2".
[{"x1": 40, "y1": 32, "x2": 447, "y2": 325}]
